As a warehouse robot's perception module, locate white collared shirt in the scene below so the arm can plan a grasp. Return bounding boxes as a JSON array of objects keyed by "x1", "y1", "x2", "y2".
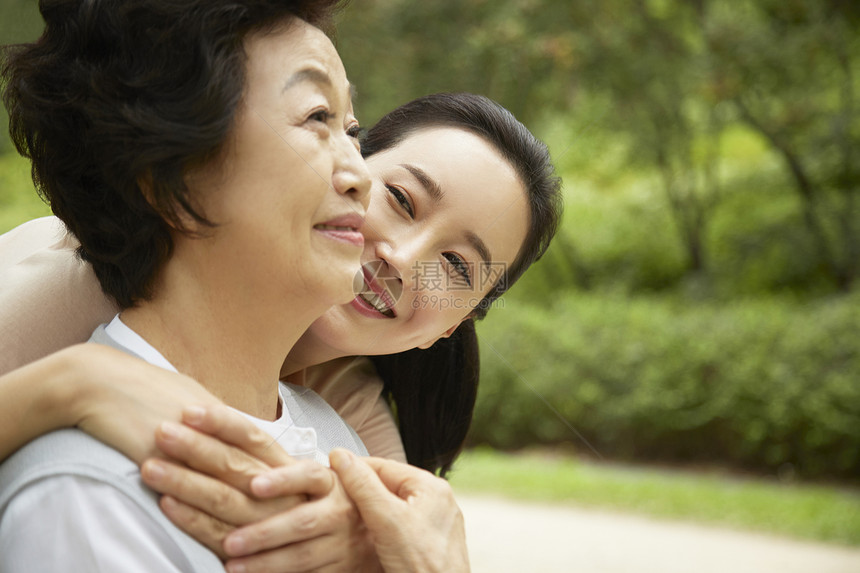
[{"x1": 0, "y1": 317, "x2": 323, "y2": 572}]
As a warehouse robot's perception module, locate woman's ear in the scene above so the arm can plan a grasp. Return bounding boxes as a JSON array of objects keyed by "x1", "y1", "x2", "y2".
[{"x1": 417, "y1": 314, "x2": 475, "y2": 350}]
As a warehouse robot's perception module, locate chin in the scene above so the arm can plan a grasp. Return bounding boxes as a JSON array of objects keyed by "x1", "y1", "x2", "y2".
[
  {"x1": 314, "y1": 263, "x2": 361, "y2": 304},
  {"x1": 308, "y1": 307, "x2": 363, "y2": 349}
]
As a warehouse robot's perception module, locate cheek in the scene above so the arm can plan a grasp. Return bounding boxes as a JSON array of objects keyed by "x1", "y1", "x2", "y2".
[{"x1": 419, "y1": 303, "x2": 469, "y2": 334}]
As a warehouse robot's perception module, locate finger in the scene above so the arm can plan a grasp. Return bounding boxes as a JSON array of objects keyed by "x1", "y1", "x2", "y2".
[
  {"x1": 250, "y1": 461, "x2": 335, "y2": 499},
  {"x1": 142, "y1": 458, "x2": 273, "y2": 524},
  {"x1": 359, "y1": 455, "x2": 447, "y2": 504},
  {"x1": 359, "y1": 456, "x2": 427, "y2": 497},
  {"x1": 329, "y1": 450, "x2": 404, "y2": 529},
  {"x1": 155, "y1": 421, "x2": 270, "y2": 492},
  {"x1": 182, "y1": 404, "x2": 295, "y2": 468},
  {"x1": 224, "y1": 536, "x2": 341, "y2": 573},
  {"x1": 159, "y1": 495, "x2": 232, "y2": 560},
  {"x1": 223, "y1": 495, "x2": 349, "y2": 556}
]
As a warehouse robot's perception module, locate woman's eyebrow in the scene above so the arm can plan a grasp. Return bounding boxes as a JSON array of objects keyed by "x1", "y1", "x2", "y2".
[
  {"x1": 282, "y1": 67, "x2": 332, "y2": 92},
  {"x1": 400, "y1": 164, "x2": 444, "y2": 203}
]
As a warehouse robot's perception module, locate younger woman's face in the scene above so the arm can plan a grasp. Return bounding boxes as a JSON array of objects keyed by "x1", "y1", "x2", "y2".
[{"x1": 303, "y1": 127, "x2": 529, "y2": 356}]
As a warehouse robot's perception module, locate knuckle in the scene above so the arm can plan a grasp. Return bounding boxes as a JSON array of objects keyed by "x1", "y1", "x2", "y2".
[
  {"x1": 164, "y1": 467, "x2": 188, "y2": 494},
  {"x1": 185, "y1": 509, "x2": 210, "y2": 534},
  {"x1": 245, "y1": 520, "x2": 274, "y2": 548},
  {"x1": 225, "y1": 453, "x2": 250, "y2": 476},
  {"x1": 342, "y1": 500, "x2": 359, "y2": 524},
  {"x1": 306, "y1": 463, "x2": 333, "y2": 489},
  {"x1": 295, "y1": 510, "x2": 320, "y2": 535},
  {"x1": 207, "y1": 484, "x2": 235, "y2": 515},
  {"x1": 430, "y1": 475, "x2": 453, "y2": 495},
  {"x1": 247, "y1": 432, "x2": 271, "y2": 452}
]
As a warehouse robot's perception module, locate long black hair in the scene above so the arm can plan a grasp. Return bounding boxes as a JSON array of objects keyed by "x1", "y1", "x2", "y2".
[
  {"x1": 369, "y1": 321, "x2": 479, "y2": 477},
  {"x1": 363, "y1": 93, "x2": 563, "y2": 477}
]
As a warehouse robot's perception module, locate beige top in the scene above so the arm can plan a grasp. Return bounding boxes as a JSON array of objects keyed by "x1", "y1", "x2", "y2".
[{"x1": 0, "y1": 217, "x2": 406, "y2": 462}]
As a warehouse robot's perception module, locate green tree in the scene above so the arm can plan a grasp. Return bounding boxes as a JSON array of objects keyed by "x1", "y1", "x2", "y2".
[
  {"x1": 707, "y1": 0, "x2": 860, "y2": 290},
  {"x1": 0, "y1": 0, "x2": 43, "y2": 153}
]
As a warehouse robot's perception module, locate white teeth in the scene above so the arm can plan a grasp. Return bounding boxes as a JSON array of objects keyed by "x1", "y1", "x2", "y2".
[
  {"x1": 360, "y1": 292, "x2": 388, "y2": 312},
  {"x1": 360, "y1": 292, "x2": 393, "y2": 316},
  {"x1": 316, "y1": 224, "x2": 353, "y2": 231}
]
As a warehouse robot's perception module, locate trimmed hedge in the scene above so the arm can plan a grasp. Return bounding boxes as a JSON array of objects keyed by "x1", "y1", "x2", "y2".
[{"x1": 471, "y1": 292, "x2": 860, "y2": 480}]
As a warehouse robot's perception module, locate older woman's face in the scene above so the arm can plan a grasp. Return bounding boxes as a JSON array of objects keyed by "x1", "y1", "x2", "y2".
[
  {"x1": 186, "y1": 19, "x2": 370, "y2": 312},
  {"x1": 304, "y1": 127, "x2": 529, "y2": 356}
]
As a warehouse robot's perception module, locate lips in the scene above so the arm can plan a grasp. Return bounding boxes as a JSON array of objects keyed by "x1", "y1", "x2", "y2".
[{"x1": 313, "y1": 212, "x2": 364, "y2": 247}]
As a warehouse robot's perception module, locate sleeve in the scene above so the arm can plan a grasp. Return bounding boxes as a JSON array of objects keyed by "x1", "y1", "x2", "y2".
[
  {"x1": 0, "y1": 216, "x2": 118, "y2": 376},
  {"x1": 357, "y1": 394, "x2": 409, "y2": 462},
  {"x1": 304, "y1": 357, "x2": 407, "y2": 462},
  {"x1": 0, "y1": 475, "x2": 195, "y2": 573}
]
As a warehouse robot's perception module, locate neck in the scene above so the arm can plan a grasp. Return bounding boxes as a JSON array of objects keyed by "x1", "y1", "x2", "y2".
[
  {"x1": 122, "y1": 250, "x2": 326, "y2": 420},
  {"x1": 280, "y1": 328, "x2": 346, "y2": 380}
]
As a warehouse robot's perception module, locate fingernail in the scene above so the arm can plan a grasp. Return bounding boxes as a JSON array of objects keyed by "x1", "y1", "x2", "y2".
[
  {"x1": 252, "y1": 476, "x2": 273, "y2": 495},
  {"x1": 226, "y1": 561, "x2": 246, "y2": 573},
  {"x1": 144, "y1": 460, "x2": 166, "y2": 481},
  {"x1": 225, "y1": 533, "x2": 246, "y2": 555},
  {"x1": 330, "y1": 449, "x2": 352, "y2": 470},
  {"x1": 183, "y1": 405, "x2": 206, "y2": 425},
  {"x1": 160, "y1": 421, "x2": 182, "y2": 441}
]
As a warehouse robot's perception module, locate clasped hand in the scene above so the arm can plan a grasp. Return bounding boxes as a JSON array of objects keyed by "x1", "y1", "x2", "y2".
[{"x1": 139, "y1": 405, "x2": 380, "y2": 573}]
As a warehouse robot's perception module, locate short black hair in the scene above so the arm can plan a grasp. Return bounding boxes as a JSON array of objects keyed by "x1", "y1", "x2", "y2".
[{"x1": 2, "y1": 0, "x2": 344, "y2": 308}]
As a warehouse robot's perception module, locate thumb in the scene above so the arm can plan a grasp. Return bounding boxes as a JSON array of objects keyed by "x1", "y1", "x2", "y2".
[{"x1": 330, "y1": 449, "x2": 401, "y2": 528}]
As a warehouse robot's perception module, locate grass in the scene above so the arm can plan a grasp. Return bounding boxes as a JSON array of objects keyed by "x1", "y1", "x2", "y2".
[
  {"x1": 0, "y1": 152, "x2": 50, "y2": 234},
  {"x1": 449, "y1": 447, "x2": 860, "y2": 547}
]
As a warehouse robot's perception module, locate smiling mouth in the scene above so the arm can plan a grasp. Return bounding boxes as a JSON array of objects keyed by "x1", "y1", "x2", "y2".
[
  {"x1": 352, "y1": 261, "x2": 400, "y2": 318},
  {"x1": 357, "y1": 288, "x2": 396, "y2": 318},
  {"x1": 313, "y1": 214, "x2": 364, "y2": 248}
]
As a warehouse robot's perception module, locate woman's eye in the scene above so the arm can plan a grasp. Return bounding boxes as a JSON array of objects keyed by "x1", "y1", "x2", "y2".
[
  {"x1": 346, "y1": 124, "x2": 363, "y2": 150},
  {"x1": 309, "y1": 109, "x2": 331, "y2": 123},
  {"x1": 386, "y1": 184, "x2": 414, "y2": 218},
  {"x1": 346, "y1": 124, "x2": 363, "y2": 139},
  {"x1": 443, "y1": 252, "x2": 473, "y2": 287}
]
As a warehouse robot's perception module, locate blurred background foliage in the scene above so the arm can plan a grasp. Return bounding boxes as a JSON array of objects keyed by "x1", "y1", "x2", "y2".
[
  {"x1": 1, "y1": 0, "x2": 858, "y2": 481},
  {"x1": 336, "y1": 0, "x2": 860, "y2": 482}
]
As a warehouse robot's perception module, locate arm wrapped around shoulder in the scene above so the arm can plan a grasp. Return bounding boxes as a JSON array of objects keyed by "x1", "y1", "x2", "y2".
[{"x1": 0, "y1": 217, "x2": 117, "y2": 376}]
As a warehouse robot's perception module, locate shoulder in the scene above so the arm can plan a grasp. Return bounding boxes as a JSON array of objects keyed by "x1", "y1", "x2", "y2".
[
  {"x1": 0, "y1": 429, "x2": 142, "y2": 512},
  {"x1": 0, "y1": 216, "x2": 67, "y2": 270},
  {"x1": 0, "y1": 217, "x2": 117, "y2": 375},
  {"x1": 303, "y1": 358, "x2": 406, "y2": 461},
  {"x1": 0, "y1": 429, "x2": 220, "y2": 572},
  {"x1": 303, "y1": 356, "x2": 385, "y2": 427}
]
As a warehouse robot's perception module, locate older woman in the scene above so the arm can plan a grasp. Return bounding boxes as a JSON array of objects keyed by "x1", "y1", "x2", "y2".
[
  {"x1": 0, "y1": 3, "x2": 562, "y2": 573},
  {"x1": 0, "y1": 0, "x2": 378, "y2": 570}
]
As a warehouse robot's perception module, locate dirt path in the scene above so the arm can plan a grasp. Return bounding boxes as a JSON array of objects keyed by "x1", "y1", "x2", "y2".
[{"x1": 457, "y1": 493, "x2": 860, "y2": 573}]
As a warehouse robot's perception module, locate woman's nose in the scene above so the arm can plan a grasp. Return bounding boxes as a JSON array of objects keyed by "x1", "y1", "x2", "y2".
[
  {"x1": 372, "y1": 230, "x2": 433, "y2": 291},
  {"x1": 331, "y1": 137, "x2": 371, "y2": 211}
]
